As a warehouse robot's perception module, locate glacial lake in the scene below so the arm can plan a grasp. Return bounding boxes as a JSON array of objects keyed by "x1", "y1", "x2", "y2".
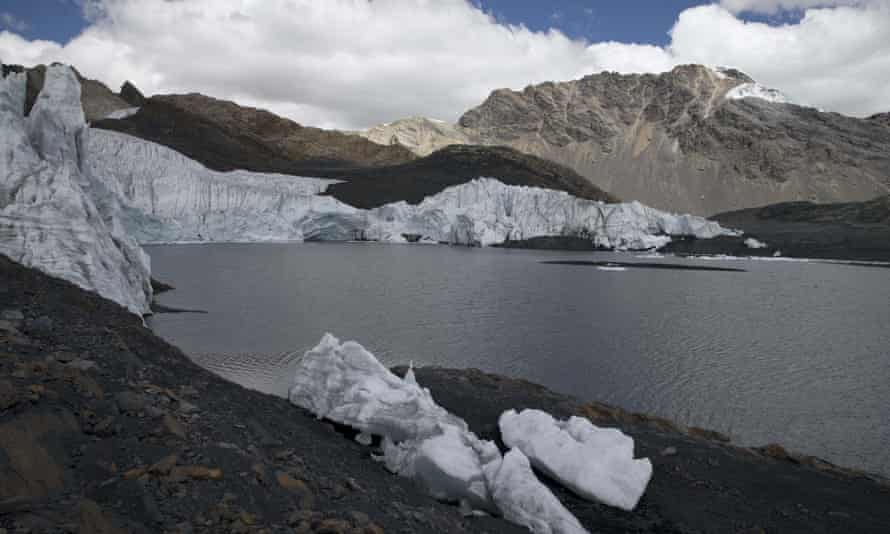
[{"x1": 147, "y1": 242, "x2": 890, "y2": 476}]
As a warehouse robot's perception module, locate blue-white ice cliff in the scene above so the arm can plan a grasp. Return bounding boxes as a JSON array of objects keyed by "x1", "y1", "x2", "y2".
[{"x1": 0, "y1": 66, "x2": 152, "y2": 315}]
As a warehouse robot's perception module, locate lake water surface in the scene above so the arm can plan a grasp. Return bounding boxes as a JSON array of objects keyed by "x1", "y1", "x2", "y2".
[{"x1": 147, "y1": 243, "x2": 890, "y2": 476}]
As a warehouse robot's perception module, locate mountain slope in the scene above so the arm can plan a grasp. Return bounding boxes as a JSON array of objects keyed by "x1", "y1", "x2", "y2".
[
  {"x1": 458, "y1": 65, "x2": 890, "y2": 216},
  {"x1": 94, "y1": 93, "x2": 416, "y2": 174},
  {"x1": 355, "y1": 116, "x2": 472, "y2": 156},
  {"x1": 356, "y1": 65, "x2": 890, "y2": 216}
]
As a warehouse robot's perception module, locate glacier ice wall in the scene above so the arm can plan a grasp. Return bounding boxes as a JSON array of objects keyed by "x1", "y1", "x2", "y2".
[
  {"x1": 86, "y1": 130, "x2": 734, "y2": 249},
  {"x1": 0, "y1": 66, "x2": 152, "y2": 315},
  {"x1": 85, "y1": 129, "x2": 352, "y2": 243}
]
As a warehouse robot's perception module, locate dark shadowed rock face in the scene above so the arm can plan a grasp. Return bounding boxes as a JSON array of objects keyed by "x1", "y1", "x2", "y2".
[
  {"x1": 95, "y1": 92, "x2": 416, "y2": 172},
  {"x1": 868, "y1": 112, "x2": 890, "y2": 128},
  {"x1": 707, "y1": 195, "x2": 890, "y2": 261},
  {"x1": 323, "y1": 144, "x2": 617, "y2": 209},
  {"x1": 119, "y1": 80, "x2": 145, "y2": 106},
  {"x1": 457, "y1": 65, "x2": 890, "y2": 215}
]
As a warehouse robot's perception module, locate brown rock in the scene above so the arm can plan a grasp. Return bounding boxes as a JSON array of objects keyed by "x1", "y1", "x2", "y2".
[
  {"x1": 148, "y1": 454, "x2": 179, "y2": 475},
  {"x1": 316, "y1": 518, "x2": 352, "y2": 534},
  {"x1": 276, "y1": 471, "x2": 314, "y2": 509},
  {"x1": 171, "y1": 465, "x2": 223, "y2": 480},
  {"x1": 162, "y1": 413, "x2": 187, "y2": 439},
  {"x1": 123, "y1": 467, "x2": 147, "y2": 480}
]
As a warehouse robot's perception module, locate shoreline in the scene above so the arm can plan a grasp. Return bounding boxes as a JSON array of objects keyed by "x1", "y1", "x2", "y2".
[{"x1": 2, "y1": 254, "x2": 889, "y2": 533}]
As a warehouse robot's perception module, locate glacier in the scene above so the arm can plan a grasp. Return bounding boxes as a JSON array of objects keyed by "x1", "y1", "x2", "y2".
[
  {"x1": 85, "y1": 129, "x2": 734, "y2": 249},
  {"x1": 0, "y1": 65, "x2": 152, "y2": 315}
]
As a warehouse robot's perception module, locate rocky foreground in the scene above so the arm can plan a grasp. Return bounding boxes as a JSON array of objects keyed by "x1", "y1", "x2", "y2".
[{"x1": 2, "y1": 255, "x2": 889, "y2": 533}]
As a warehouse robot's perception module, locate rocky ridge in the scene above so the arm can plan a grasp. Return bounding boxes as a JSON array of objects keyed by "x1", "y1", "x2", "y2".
[
  {"x1": 95, "y1": 93, "x2": 417, "y2": 173},
  {"x1": 356, "y1": 65, "x2": 890, "y2": 216}
]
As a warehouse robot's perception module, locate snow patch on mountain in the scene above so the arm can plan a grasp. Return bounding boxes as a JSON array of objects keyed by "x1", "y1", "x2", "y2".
[
  {"x1": 725, "y1": 83, "x2": 789, "y2": 104},
  {"x1": 0, "y1": 65, "x2": 152, "y2": 315},
  {"x1": 102, "y1": 106, "x2": 140, "y2": 120}
]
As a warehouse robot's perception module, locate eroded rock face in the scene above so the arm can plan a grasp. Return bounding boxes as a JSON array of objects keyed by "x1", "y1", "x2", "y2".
[
  {"x1": 358, "y1": 65, "x2": 890, "y2": 215},
  {"x1": 458, "y1": 65, "x2": 890, "y2": 215},
  {"x1": 356, "y1": 117, "x2": 472, "y2": 156}
]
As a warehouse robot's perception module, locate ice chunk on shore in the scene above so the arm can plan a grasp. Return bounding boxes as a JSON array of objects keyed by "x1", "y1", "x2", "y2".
[
  {"x1": 381, "y1": 425, "x2": 497, "y2": 511},
  {"x1": 288, "y1": 333, "x2": 465, "y2": 442},
  {"x1": 500, "y1": 409, "x2": 652, "y2": 511},
  {"x1": 483, "y1": 449, "x2": 589, "y2": 534},
  {"x1": 289, "y1": 334, "x2": 594, "y2": 533},
  {"x1": 744, "y1": 237, "x2": 768, "y2": 249}
]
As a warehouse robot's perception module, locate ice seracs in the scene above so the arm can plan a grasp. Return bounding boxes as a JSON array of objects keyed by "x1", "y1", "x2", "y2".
[
  {"x1": 500, "y1": 409, "x2": 653, "y2": 511},
  {"x1": 85, "y1": 129, "x2": 736, "y2": 248},
  {"x1": 0, "y1": 65, "x2": 152, "y2": 315}
]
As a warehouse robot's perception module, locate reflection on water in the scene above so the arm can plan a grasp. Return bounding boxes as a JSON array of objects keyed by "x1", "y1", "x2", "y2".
[{"x1": 147, "y1": 242, "x2": 890, "y2": 476}]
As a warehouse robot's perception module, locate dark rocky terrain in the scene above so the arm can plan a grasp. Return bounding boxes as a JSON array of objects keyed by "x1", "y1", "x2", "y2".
[
  {"x1": 704, "y1": 195, "x2": 890, "y2": 261},
  {"x1": 322, "y1": 144, "x2": 616, "y2": 209},
  {"x1": 0, "y1": 255, "x2": 521, "y2": 534},
  {"x1": 3, "y1": 255, "x2": 889, "y2": 533}
]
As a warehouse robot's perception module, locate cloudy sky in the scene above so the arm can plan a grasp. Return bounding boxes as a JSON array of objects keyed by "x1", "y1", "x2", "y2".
[{"x1": 1, "y1": 0, "x2": 888, "y2": 129}]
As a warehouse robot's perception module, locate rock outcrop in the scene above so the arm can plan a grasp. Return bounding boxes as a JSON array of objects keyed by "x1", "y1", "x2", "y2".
[
  {"x1": 119, "y1": 80, "x2": 145, "y2": 106},
  {"x1": 355, "y1": 116, "x2": 472, "y2": 156},
  {"x1": 357, "y1": 65, "x2": 890, "y2": 216}
]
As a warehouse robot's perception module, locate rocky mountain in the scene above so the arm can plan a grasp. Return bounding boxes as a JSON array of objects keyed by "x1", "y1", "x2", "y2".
[
  {"x1": 95, "y1": 93, "x2": 417, "y2": 174},
  {"x1": 356, "y1": 65, "x2": 890, "y2": 216},
  {"x1": 356, "y1": 116, "x2": 472, "y2": 156}
]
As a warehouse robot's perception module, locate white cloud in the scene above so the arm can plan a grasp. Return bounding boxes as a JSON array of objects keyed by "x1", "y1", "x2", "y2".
[
  {"x1": 670, "y1": 3, "x2": 890, "y2": 116},
  {"x1": 0, "y1": 12, "x2": 28, "y2": 32},
  {"x1": 0, "y1": 0, "x2": 888, "y2": 128}
]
